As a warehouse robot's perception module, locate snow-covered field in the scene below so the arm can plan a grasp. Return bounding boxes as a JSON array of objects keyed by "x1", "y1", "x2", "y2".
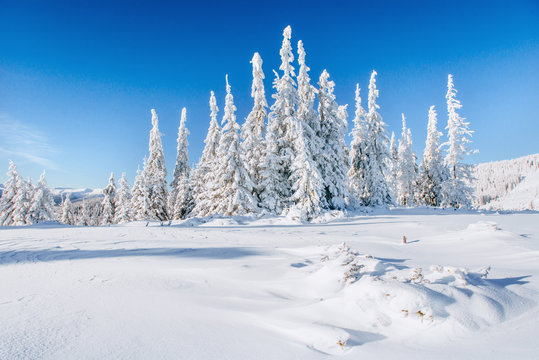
[{"x1": 1, "y1": 209, "x2": 539, "y2": 359}]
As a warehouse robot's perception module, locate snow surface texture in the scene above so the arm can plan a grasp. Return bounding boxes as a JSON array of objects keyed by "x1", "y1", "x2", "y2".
[
  {"x1": 1, "y1": 209, "x2": 538, "y2": 359},
  {"x1": 474, "y1": 153, "x2": 539, "y2": 211}
]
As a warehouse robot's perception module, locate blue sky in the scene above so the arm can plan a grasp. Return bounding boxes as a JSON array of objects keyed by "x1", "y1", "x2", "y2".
[{"x1": 1, "y1": 0, "x2": 538, "y2": 189}]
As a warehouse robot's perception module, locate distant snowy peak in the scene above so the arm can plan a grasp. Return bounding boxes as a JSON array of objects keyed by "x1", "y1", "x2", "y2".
[
  {"x1": 473, "y1": 153, "x2": 539, "y2": 211},
  {"x1": 50, "y1": 188, "x2": 103, "y2": 205}
]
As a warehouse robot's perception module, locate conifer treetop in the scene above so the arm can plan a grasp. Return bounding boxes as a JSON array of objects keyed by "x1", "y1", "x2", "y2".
[
  {"x1": 279, "y1": 26, "x2": 295, "y2": 77},
  {"x1": 368, "y1": 70, "x2": 380, "y2": 114}
]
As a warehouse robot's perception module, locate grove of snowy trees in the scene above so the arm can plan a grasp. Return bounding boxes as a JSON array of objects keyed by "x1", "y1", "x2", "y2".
[{"x1": 0, "y1": 26, "x2": 477, "y2": 226}]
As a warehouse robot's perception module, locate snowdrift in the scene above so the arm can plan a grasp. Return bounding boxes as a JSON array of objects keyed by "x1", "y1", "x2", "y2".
[{"x1": 1, "y1": 211, "x2": 538, "y2": 359}]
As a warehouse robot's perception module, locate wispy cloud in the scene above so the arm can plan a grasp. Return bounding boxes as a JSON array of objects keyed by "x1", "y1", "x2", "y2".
[{"x1": 0, "y1": 114, "x2": 59, "y2": 169}]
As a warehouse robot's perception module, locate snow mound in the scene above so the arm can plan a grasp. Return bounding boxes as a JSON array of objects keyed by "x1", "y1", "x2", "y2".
[{"x1": 258, "y1": 243, "x2": 533, "y2": 354}]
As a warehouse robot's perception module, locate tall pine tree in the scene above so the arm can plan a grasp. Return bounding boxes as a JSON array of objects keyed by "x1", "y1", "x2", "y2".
[
  {"x1": 260, "y1": 25, "x2": 299, "y2": 214},
  {"x1": 170, "y1": 107, "x2": 193, "y2": 219},
  {"x1": 143, "y1": 109, "x2": 169, "y2": 220},
  {"x1": 417, "y1": 106, "x2": 445, "y2": 206},
  {"x1": 210, "y1": 76, "x2": 257, "y2": 216},
  {"x1": 289, "y1": 119, "x2": 323, "y2": 220},
  {"x1": 387, "y1": 131, "x2": 399, "y2": 199},
  {"x1": 26, "y1": 171, "x2": 56, "y2": 224},
  {"x1": 192, "y1": 91, "x2": 222, "y2": 217},
  {"x1": 317, "y1": 70, "x2": 350, "y2": 210},
  {"x1": 60, "y1": 194, "x2": 75, "y2": 225},
  {"x1": 441, "y1": 74, "x2": 474, "y2": 208},
  {"x1": 0, "y1": 161, "x2": 22, "y2": 226},
  {"x1": 396, "y1": 114, "x2": 417, "y2": 206},
  {"x1": 131, "y1": 164, "x2": 151, "y2": 220},
  {"x1": 101, "y1": 172, "x2": 117, "y2": 225},
  {"x1": 241, "y1": 52, "x2": 268, "y2": 204},
  {"x1": 360, "y1": 71, "x2": 392, "y2": 206},
  {"x1": 348, "y1": 85, "x2": 368, "y2": 208},
  {"x1": 114, "y1": 173, "x2": 132, "y2": 224}
]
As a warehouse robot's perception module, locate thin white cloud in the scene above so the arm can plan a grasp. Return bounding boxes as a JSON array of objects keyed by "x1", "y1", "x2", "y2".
[{"x1": 0, "y1": 114, "x2": 59, "y2": 169}]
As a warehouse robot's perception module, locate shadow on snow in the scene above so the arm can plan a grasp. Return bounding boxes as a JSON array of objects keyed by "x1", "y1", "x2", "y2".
[{"x1": 0, "y1": 246, "x2": 262, "y2": 265}]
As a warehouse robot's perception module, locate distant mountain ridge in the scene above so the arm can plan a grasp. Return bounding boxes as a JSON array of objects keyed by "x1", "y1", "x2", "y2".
[
  {"x1": 473, "y1": 153, "x2": 539, "y2": 211},
  {"x1": 50, "y1": 188, "x2": 103, "y2": 205}
]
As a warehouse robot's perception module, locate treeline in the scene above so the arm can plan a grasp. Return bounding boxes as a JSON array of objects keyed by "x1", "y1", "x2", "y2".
[{"x1": 0, "y1": 26, "x2": 475, "y2": 226}]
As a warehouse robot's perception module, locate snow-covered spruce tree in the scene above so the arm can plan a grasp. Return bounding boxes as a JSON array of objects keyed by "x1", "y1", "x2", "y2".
[
  {"x1": 173, "y1": 172, "x2": 194, "y2": 219},
  {"x1": 317, "y1": 70, "x2": 350, "y2": 210},
  {"x1": 101, "y1": 172, "x2": 116, "y2": 225},
  {"x1": 0, "y1": 161, "x2": 23, "y2": 226},
  {"x1": 131, "y1": 164, "x2": 151, "y2": 220},
  {"x1": 209, "y1": 76, "x2": 257, "y2": 216},
  {"x1": 360, "y1": 71, "x2": 392, "y2": 207},
  {"x1": 26, "y1": 171, "x2": 56, "y2": 224},
  {"x1": 78, "y1": 199, "x2": 90, "y2": 226},
  {"x1": 396, "y1": 114, "x2": 417, "y2": 206},
  {"x1": 441, "y1": 74, "x2": 474, "y2": 208},
  {"x1": 348, "y1": 85, "x2": 368, "y2": 207},
  {"x1": 169, "y1": 107, "x2": 193, "y2": 218},
  {"x1": 296, "y1": 40, "x2": 321, "y2": 165},
  {"x1": 241, "y1": 52, "x2": 268, "y2": 204},
  {"x1": 260, "y1": 25, "x2": 299, "y2": 214},
  {"x1": 289, "y1": 119, "x2": 323, "y2": 220},
  {"x1": 114, "y1": 173, "x2": 132, "y2": 224},
  {"x1": 417, "y1": 106, "x2": 445, "y2": 206},
  {"x1": 12, "y1": 176, "x2": 33, "y2": 226},
  {"x1": 143, "y1": 109, "x2": 169, "y2": 221},
  {"x1": 191, "y1": 91, "x2": 222, "y2": 217},
  {"x1": 60, "y1": 194, "x2": 75, "y2": 225},
  {"x1": 386, "y1": 131, "x2": 399, "y2": 199}
]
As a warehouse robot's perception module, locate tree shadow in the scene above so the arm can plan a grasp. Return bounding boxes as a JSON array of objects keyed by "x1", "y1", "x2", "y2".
[
  {"x1": 343, "y1": 328, "x2": 386, "y2": 347},
  {"x1": 0, "y1": 247, "x2": 262, "y2": 265},
  {"x1": 487, "y1": 275, "x2": 531, "y2": 287}
]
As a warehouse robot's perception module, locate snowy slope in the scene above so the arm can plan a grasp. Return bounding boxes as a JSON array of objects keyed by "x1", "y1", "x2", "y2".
[
  {"x1": 473, "y1": 153, "x2": 539, "y2": 211},
  {"x1": 1, "y1": 210, "x2": 538, "y2": 359}
]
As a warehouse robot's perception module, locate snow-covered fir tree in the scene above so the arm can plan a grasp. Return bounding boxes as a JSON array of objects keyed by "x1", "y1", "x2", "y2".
[
  {"x1": 387, "y1": 131, "x2": 399, "y2": 199},
  {"x1": 60, "y1": 194, "x2": 75, "y2": 225},
  {"x1": 169, "y1": 107, "x2": 192, "y2": 218},
  {"x1": 417, "y1": 106, "x2": 445, "y2": 206},
  {"x1": 209, "y1": 76, "x2": 257, "y2": 216},
  {"x1": 11, "y1": 177, "x2": 32, "y2": 226},
  {"x1": 25, "y1": 171, "x2": 56, "y2": 224},
  {"x1": 131, "y1": 164, "x2": 151, "y2": 220},
  {"x1": 317, "y1": 69, "x2": 349, "y2": 210},
  {"x1": 101, "y1": 172, "x2": 116, "y2": 225},
  {"x1": 296, "y1": 40, "x2": 321, "y2": 167},
  {"x1": 260, "y1": 25, "x2": 299, "y2": 214},
  {"x1": 78, "y1": 199, "x2": 91, "y2": 226},
  {"x1": 0, "y1": 162, "x2": 32, "y2": 226},
  {"x1": 289, "y1": 119, "x2": 323, "y2": 220},
  {"x1": 143, "y1": 109, "x2": 169, "y2": 221},
  {"x1": 191, "y1": 91, "x2": 222, "y2": 217},
  {"x1": 348, "y1": 85, "x2": 368, "y2": 207},
  {"x1": 396, "y1": 114, "x2": 417, "y2": 206},
  {"x1": 114, "y1": 173, "x2": 132, "y2": 224},
  {"x1": 441, "y1": 74, "x2": 474, "y2": 208},
  {"x1": 0, "y1": 161, "x2": 22, "y2": 226},
  {"x1": 173, "y1": 173, "x2": 193, "y2": 219},
  {"x1": 241, "y1": 52, "x2": 267, "y2": 203},
  {"x1": 359, "y1": 71, "x2": 392, "y2": 206}
]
